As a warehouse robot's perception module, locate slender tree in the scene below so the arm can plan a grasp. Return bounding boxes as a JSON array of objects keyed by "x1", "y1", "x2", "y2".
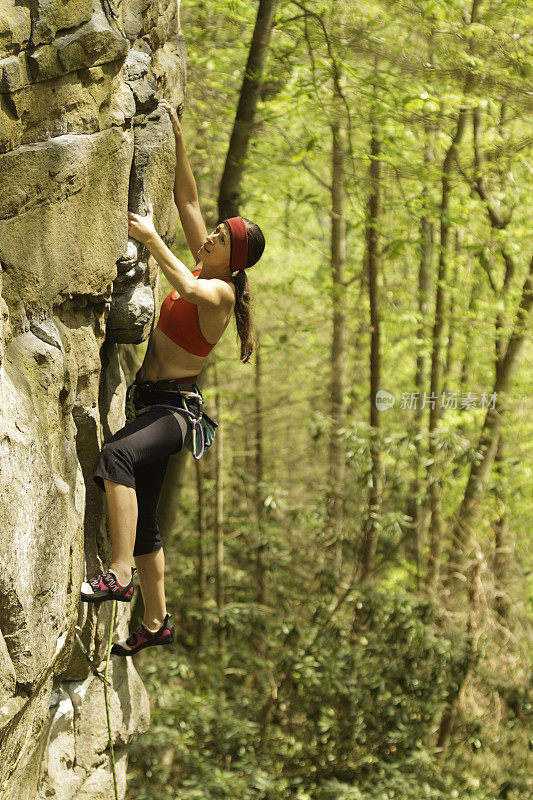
[
  {"x1": 218, "y1": 0, "x2": 279, "y2": 220},
  {"x1": 436, "y1": 552, "x2": 483, "y2": 764},
  {"x1": 447, "y1": 255, "x2": 532, "y2": 573},
  {"x1": 446, "y1": 103, "x2": 533, "y2": 575},
  {"x1": 425, "y1": 110, "x2": 470, "y2": 590},
  {"x1": 406, "y1": 129, "x2": 434, "y2": 584},
  {"x1": 213, "y1": 361, "x2": 225, "y2": 654},
  {"x1": 360, "y1": 117, "x2": 383, "y2": 581},
  {"x1": 442, "y1": 229, "x2": 462, "y2": 396},
  {"x1": 492, "y1": 435, "x2": 512, "y2": 624},
  {"x1": 425, "y1": 0, "x2": 480, "y2": 590},
  {"x1": 326, "y1": 117, "x2": 348, "y2": 564},
  {"x1": 195, "y1": 458, "x2": 207, "y2": 648},
  {"x1": 254, "y1": 331, "x2": 266, "y2": 610}
]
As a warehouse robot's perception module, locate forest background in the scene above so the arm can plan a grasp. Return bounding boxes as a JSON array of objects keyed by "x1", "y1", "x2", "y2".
[{"x1": 127, "y1": 0, "x2": 532, "y2": 798}]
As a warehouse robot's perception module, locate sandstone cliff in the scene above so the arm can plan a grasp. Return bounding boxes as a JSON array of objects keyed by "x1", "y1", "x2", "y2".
[{"x1": 0, "y1": 0, "x2": 185, "y2": 796}]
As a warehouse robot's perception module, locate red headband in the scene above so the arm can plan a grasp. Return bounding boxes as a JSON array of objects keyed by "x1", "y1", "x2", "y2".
[{"x1": 225, "y1": 216, "x2": 248, "y2": 271}]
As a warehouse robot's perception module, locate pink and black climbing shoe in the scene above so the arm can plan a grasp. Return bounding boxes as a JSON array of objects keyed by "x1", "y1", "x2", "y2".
[
  {"x1": 111, "y1": 614, "x2": 175, "y2": 657},
  {"x1": 80, "y1": 569, "x2": 135, "y2": 603}
]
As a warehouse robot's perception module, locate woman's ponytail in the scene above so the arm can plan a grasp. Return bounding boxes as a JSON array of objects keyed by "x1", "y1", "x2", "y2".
[{"x1": 232, "y1": 270, "x2": 254, "y2": 363}]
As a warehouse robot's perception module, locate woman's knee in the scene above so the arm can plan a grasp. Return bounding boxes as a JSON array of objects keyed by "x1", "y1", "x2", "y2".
[
  {"x1": 93, "y1": 441, "x2": 136, "y2": 491},
  {"x1": 133, "y1": 535, "x2": 163, "y2": 558}
]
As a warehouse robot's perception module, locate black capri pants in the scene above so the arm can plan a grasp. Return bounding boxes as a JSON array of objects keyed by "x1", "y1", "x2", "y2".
[{"x1": 93, "y1": 406, "x2": 191, "y2": 557}]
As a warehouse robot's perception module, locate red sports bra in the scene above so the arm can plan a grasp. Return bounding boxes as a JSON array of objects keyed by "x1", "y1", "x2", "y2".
[{"x1": 156, "y1": 269, "x2": 234, "y2": 357}]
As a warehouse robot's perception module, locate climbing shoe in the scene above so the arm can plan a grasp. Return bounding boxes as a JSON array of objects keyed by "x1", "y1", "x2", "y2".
[
  {"x1": 111, "y1": 613, "x2": 175, "y2": 657},
  {"x1": 80, "y1": 569, "x2": 135, "y2": 603}
]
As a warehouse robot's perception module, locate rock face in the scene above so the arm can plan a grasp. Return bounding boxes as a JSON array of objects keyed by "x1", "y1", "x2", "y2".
[{"x1": 0, "y1": 0, "x2": 186, "y2": 796}]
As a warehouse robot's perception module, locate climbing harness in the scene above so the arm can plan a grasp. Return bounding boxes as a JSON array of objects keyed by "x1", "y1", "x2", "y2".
[
  {"x1": 75, "y1": 602, "x2": 119, "y2": 800},
  {"x1": 125, "y1": 378, "x2": 218, "y2": 460},
  {"x1": 123, "y1": 291, "x2": 219, "y2": 459}
]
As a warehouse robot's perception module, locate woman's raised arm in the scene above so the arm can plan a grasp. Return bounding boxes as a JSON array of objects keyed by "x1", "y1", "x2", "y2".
[{"x1": 159, "y1": 99, "x2": 208, "y2": 263}]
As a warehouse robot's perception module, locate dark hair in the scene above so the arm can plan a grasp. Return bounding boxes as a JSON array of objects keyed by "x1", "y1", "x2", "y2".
[
  {"x1": 230, "y1": 218, "x2": 264, "y2": 363},
  {"x1": 243, "y1": 218, "x2": 265, "y2": 267}
]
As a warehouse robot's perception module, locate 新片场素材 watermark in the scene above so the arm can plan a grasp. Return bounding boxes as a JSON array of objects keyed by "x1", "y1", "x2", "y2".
[{"x1": 374, "y1": 390, "x2": 498, "y2": 411}]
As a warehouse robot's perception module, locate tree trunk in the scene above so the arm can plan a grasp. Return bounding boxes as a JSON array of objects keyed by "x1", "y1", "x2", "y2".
[
  {"x1": 447, "y1": 256, "x2": 532, "y2": 570},
  {"x1": 425, "y1": 107, "x2": 469, "y2": 591},
  {"x1": 443, "y1": 229, "x2": 462, "y2": 396},
  {"x1": 254, "y1": 332, "x2": 273, "y2": 751},
  {"x1": 218, "y1": 0, "x2": 278, "y2": 220},
  {"x1": 156, "y1": 450, "x2": 189, "y2": 537},
  {"x1": 213, "y1": 359, "x2": 225, "y2": 654},
  {"x1": 326, "y1": 118, "x2": 348, "y2": 565},
  {"x1": 491, "y1": 260, "x2": 512, "y2": 624},
  {"x1": 458, "y1": 273, "x2": 480, "y2": 394},
  {"x1": 493, "y1": 434, "x2": 512, "y2": 624},
  {"x1": 254, "y1": 331, "x2": 266, "y2": 611},
  {"x1": 436, "y1": 552, "x2": 482, "y2": 765},
  {"x1": 424, "y1": 0, "x2": 481, "y2": 589},
  {"x1": 195, "y1": 458, "x2": 207, "y2": 649},
  {"x1": 360, "y1": 122, "x2": 382, "y2": 581},
  {"x1": 446, "y1": 102, "x2": 532, "y2": 575},
  {"x1": 406, "y1": 130, "x2": 433, "y2": 585},
  {"x1": 157, "y1": 368, "x2": 210, "y2": 536}
]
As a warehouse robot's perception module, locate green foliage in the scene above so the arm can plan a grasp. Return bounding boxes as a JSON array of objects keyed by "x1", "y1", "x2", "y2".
[
  {"x1": 128, "y1": 586, "x2": 531, "y2": 799},
  {"x1": 128, "y1": 0, "x2": 532, "y2": 797}
]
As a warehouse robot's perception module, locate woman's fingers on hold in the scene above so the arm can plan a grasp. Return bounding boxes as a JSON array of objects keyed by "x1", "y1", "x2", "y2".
[{"x1": 158, "y1": 99, "x2": 178, "y2": 119}]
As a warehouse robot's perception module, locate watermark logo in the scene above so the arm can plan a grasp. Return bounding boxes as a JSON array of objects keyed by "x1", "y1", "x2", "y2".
[
  {"x1": 375, "y1": 390, "x2": 395, "y2": 411},
  {"x1": 399, "y1": 391, "x2": 497, "y2": 410},
  {"x1": 374, "y1": 390, "x2": 498, "y2": 412}
]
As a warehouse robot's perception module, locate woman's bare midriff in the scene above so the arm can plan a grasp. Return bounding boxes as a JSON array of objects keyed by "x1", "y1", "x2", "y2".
[
  {"x1": 137, "y1": 326, "x2": 204, "y2": 381},
  {"x1": 137, "y1": 295, "x2": 235, "y2": 382}
]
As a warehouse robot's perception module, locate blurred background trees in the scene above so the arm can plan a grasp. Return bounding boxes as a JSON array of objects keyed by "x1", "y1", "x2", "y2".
[{"x1": 127, "y1": 1, "x2": 533, "y2": 797}]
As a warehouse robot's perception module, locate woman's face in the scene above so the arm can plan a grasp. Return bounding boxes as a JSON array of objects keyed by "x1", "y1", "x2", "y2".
[{"x1": 198, "y1": 222, "x2": 231, "y2": 270}]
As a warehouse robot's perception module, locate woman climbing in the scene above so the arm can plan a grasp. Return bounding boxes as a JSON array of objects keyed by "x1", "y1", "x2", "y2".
[{"x1": 80, "y1": 98, "x2": 265, "y2": 656}]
